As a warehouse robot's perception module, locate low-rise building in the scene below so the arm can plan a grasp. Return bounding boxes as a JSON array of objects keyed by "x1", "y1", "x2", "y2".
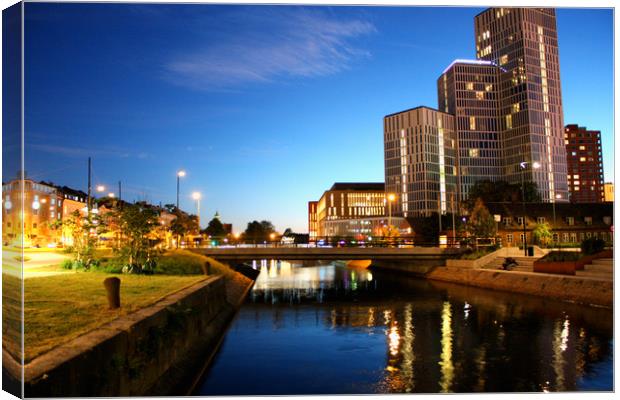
[
  {"x1": 310, "y1": 182, "x2": 411, "y2": 239},
  {"x1": 604, "y1": 182, "x2": 614, "y2": 202},
  {"x1": 485, "y1": 202, "x2": 613, "y2": 247}
]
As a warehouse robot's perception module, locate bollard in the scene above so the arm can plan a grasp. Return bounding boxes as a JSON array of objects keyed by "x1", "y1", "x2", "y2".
[
  {"x1": 202, "y1": 261, "x2": 211, "y2": 275},
  {"x1": 103, "y1": 277, "x2": 121, "y2": 309}
]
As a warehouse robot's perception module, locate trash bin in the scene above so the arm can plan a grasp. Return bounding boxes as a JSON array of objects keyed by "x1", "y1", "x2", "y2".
[{"x1": 527, "y1": 246, "x2": 534, "y2": 257}]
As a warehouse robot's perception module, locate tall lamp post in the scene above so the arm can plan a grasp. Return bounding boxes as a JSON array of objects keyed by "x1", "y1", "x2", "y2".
[
  {"x1": 387, "y1": 193, "x2": 396, "y2": 228},
  {"x1": 176, "y1": 170, "x2": 186, "y2": 210},
  {"x1": 552, "y1": 193, "x2": 561, "y2": 248},
  {"x1": 519, "y1": 161, "x2": 540, "y2": 256},
  {"x1": 192, "y1": 192, "x2": 201, "y2": 228}
]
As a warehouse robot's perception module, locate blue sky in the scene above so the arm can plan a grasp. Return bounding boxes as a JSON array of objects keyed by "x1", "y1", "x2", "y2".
[{"x1": 20, "y1": 4, "x2": 614, "y2": 233}]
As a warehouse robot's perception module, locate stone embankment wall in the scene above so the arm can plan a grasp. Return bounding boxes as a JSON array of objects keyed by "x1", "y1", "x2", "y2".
[
  {"x1": 426, "y1": 266, "x2": 612, "y2": 308},
  {"x1": 6, "y1": 274, "x2": 252, "y2": 397}
]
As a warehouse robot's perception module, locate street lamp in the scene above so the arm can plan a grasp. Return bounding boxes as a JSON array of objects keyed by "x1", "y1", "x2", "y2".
[
  {"x1": 176, "y1": 170, "x2": 186, "y2": 210},
  {"x1": 519, "y1": 161, "x2": 541, "y2": 256},
  {"x1": 108, "y1": 192, "x2": 115, "y2": 198},
  {"x1": 387, "y1": 193, "x2": 396, "y2": 228},
  {"x1": 552, "y1": 193, "x2": 561, "y2": 248},
  {"x1": 192, "y1": 191, "x2": 201, "y2": 228},
  {"x1": 96, "y1": 185, "x2": 105, "y2": 193}
]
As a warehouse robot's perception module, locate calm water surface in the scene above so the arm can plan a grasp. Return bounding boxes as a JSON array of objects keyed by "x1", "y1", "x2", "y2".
[{"x1": 197, "y1": 260, "x2": 613, "y2": 395}]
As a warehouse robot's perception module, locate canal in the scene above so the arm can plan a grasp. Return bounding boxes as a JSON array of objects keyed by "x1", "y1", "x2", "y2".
[{"x1": 196, "y1": 260, "x2": 613, "y2": 395}]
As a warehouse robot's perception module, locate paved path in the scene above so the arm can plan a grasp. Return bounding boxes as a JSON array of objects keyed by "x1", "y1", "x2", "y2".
[{"x1": 2, "y1": 250, "x2": 70, "y2": 279}]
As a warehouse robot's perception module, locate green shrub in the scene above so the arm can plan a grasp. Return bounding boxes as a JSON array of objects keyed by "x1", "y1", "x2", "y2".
[
  {"x1": 539, "y1": 251, "x2": 580, "y2": 262},
  {"x1": 154, "y1": 250, "x2": 235, "y2": 277},
  {"x1": 581, "y1": 237, "x2": 606, "y2": 255},
  {"x1": 61, "y1": 259, "x2": 74, "y2": 270}
]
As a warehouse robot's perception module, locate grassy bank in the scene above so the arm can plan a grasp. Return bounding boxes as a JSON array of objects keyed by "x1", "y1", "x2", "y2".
[{"x1": 3, "y1": 272, "x2": 208, "y2": 362}]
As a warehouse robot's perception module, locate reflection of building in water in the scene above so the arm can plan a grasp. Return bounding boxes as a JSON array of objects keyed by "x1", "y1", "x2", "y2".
[{"x1": 438, "y1": 302, "x2": 454, "y2": 392}]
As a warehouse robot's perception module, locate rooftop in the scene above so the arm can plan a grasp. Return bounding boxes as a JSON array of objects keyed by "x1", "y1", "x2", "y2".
[
  {"x1": 384, "y1": 105, "x2": 451, "y2": 119},
  {"x1": 329, "y1": 182, "x2": 385, "y2": 192},
  {"x1": 441, "y1": 59, "x2": 498, "y2": 75}
]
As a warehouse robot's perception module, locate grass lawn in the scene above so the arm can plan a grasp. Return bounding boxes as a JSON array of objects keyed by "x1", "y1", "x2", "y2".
[{"x1": 3, "y1": 272, "x2": 207, "y2": 362}]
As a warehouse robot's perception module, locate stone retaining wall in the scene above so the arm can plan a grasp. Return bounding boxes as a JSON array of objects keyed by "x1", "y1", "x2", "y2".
[
  {"x1": 426, "y1": 266, "x2": 612, "y2": 308},
  {"x1": 6, "y1": 274, "x2": 252, "y2": 397}
]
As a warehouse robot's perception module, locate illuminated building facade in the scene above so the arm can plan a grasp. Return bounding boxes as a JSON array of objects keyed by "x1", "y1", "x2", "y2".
[
  {"x1": 564, "y1": 124, "x2": 604, "y2": 203},
  {"x1": 308, "y1": 201, "x2": 318, "y2": 240},
  {"x1": 475, "y1": 7, "x2": 569, "y2": 202},
  {"x1": 604, "y1": 182, "x2": 614, "y2": 202},
  {"x1": 384, "y1": 107, "x2": 458, "y2": 218},
  {"x1": 437, "y1": 60, "x2": 502, "y2": 201},
  {"x1": 2, "y1": 178, "x2": 66, "y2": 247},
  {"x1": 311, "y1": 182, "x2": 411, "y2": 238}
]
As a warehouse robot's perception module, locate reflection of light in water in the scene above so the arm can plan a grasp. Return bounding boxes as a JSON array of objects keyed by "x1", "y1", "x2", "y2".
[
  {"x1": 560, "y1": 318, "x2": 570, "y2": 352},
  {"x1": 367, "y1": 307, "x2": 375, "y2": 328},
  {"x1": 384, "y1": 310, "x2": 392, "y2": 326},
  {"x1": 400, "y1": 303, "x2": 415, "y2": 392},
  {"x1": 552, "y1": 317, "x2": 570, "y2": 391},
  {"x1": 439, "y1": 301, "x2": 454, "y2": 393},
  {"x1": 388, "y1": 324, "x2": 400, "y2": 356},
  {"x1": 474, "y1": 345, "x2": 487, "y2": 391},
  {"x1": 464, "y1": 302, "x2": 471, "y2": 319}
]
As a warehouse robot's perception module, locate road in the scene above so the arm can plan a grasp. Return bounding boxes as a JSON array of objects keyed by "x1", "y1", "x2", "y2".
[{"x1": 2, "y1": 249, "x2": 70, "y2": 278}]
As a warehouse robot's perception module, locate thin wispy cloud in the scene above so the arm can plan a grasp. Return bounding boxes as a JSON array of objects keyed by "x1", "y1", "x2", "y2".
[
  {"x1": 164, "y1": 8, "x2": 376, "y2": 91},
  {"x1": 28, "y1": 143, "x2": 151, "y2": 160}
]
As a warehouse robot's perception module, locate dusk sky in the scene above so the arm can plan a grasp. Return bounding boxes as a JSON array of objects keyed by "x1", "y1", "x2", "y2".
[{"x1": 20, "y1": 3, "x2": 613, "y2": 233}]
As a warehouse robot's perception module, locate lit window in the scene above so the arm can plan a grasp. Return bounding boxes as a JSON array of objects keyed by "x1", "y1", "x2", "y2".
[
  {"x1": 574, "y1": 186, "x2": 580, "y2": 191},
  {"x1": 485, "y1": 84, "x2": 492, "y2": 92},
  {"x1": 469, "y1": 148, "x2": 479, "y2": 158},
  {"x1": 579, "y1": 157, "x2": 586, "y2": 162},
  {"x1": 512, "y1": 103, "x2": 520, "y2": 113},
  {"x1": 565, "y1": 140, "x2": 569, "y2": 145},
  {"x1": 574, "y1": 181, "x2": 580, "y2": 185},
  {"x1": 579, "y1": 145, "x2": 586, "y2": 150},
  {"x1": 476, "y1": 91, "x2": 484, "y2": 100},
  {"x1": 506, "y1": 114, "x2": 512, "y2": 129},
  {"x1": 537, "y1": 217, "x2": 545, "y2": 224},
  {"x1": 567, "y1": 217, "x2": 574, "y2": 226},
  {"x1": 499, "y1": 54, "x2": 508, "y2": 65},
  {"x1": 573, "y1": 174, "x2": 579, "y2": 179},
  {"x1": 466, "y1": 82, "x2": 473, "y2": 90},
  {"x1": 585, "y1": 217, "x2": 592, "y2": 226},
  {"x1": 469, "y1": 117, "x2": 476, "y2": 130}
]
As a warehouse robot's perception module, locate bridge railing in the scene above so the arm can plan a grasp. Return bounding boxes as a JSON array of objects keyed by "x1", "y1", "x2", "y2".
[{"x1": 197, "y1": 236, "x2": 468, "y2": 249}]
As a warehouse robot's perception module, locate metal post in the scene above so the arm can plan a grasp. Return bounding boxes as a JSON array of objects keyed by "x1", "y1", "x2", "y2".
[
  {"x1": 552, "y1": 196, "x2": 557, "y2": 249},
  {"x1": 451, "y1": 192, "x2": 456, "y2": 247},
  {"x1": 176, "y1": 175, "x2": 180, "y2": 210},
  {"x1": 87, "y1": 157, "x2": 91, "y2": 214},
  {"x1": 521, "y1": 164, "x2": 527, "y2": 257},
  {"x1": 388, "y1": 198, "x2": 392, "y2": 227}
]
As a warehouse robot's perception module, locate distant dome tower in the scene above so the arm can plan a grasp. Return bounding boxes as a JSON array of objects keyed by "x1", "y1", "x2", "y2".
[{"x1": 214, "y1": 211, "x2": 221, "y2": 220}]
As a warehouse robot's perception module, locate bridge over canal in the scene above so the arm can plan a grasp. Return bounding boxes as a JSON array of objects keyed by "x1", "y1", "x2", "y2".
[{"x1": 192, "y1": 246, "x2": 463, "y2": 265}]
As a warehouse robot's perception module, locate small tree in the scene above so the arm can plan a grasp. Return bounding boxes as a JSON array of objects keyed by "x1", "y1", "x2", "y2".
[
  {"x1": 170, "y1": 210, "x2": 199, "y2": 248},
  {"x1": 467, "y1": 199, "x2": 497, "y2": 241},
  {"x1": 532, "y1": 222, "x2": 552, "y2": 247},
  {"x1": 114, "y1": 203, "x2": 160, "y2": 267},
  {"x1": 204, "y1": 217, "x2": 226, "y2": 238},
  {"x1": 63, "y1": 210, "x2": 104, "y2": 267}
]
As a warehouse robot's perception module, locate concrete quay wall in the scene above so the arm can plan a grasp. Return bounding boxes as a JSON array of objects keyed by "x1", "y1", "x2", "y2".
[
  {"x1": 10, "y1": 274, "x2": 251, "y2": 397},
  {"x1": 426, "y1": 266, "x2": 612, "y2": 308}
]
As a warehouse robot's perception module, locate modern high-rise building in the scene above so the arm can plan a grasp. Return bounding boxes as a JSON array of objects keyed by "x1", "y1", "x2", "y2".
[
  {"x1": 384, "y1": 106, "x2": 458, "y2": 218},
  {"x1": 385, "y1": 7, "x2": 573, "y2": 219},
  {"x1": 308, "y1": 201, "x2": 318, "y2": 240},
  {"x1": 437, "y1": 60, "x2": 502, "y2": 201},
  {"x1": 564, "y1": 124, "x2": 605, "y2": 203},
  {"x1": 474, "y1": 8, "x2": 568, "y2": 202}
]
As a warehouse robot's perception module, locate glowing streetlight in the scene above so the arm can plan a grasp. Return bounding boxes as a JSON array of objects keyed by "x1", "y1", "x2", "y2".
[
  {"x1": 108, "y1": 192, "x2": 115, "y2": 198},
  {"x1": 386, "y1": 193, "x2": 396, "y2": 228},
  {"x1": 96, "y1": 185, "x2": 105, "y2": 192},
  {"x1": 519, "y1": 161, "x2": 541, "y2": 256},
  {"x1": 270, "y1": 233, "x2": 276, "y2": 241},
  {"x1": 176, "y1": 170, "x2": 186, "y2": 210},
  {"x1": 192, "y1": 191, "x2": 201, "y2": 228}
]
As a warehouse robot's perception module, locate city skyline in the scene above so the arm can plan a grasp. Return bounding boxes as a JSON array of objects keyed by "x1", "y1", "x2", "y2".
[{"x1": 11, "y1": 4, "x2": 614, "y2": 233}]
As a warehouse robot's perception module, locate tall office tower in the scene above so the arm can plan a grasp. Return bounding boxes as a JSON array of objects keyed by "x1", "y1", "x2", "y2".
[
  {"x1": 438, "y1": 60, "x2": 502, "y2": 202},
  {"x1": 308, "y1": 201, "x2": 318, "y2": 240},
  {"x1": 474, "y1": 8, "x2": 569, "y2": 202},
  {"x1": 384, "y1": 106, "x2": 457, "y2": 218},
  {"x1": 564, "y1": 124, "x2": 605, "y2": 203}
]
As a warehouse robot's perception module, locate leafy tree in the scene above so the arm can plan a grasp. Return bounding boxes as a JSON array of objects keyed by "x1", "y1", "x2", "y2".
[
  {"x1": 466, "y1": 180, "x2": 541, "y2": 209},
  {"x1": 380, "y1": 225, "x2": 400, "y2": 238},
  {"x1": 170, "y1": 210, "x2": 199, "y2": 248},
  {"x1": 532, "y1": 222, "x2": 552, "y2": 247},
  {"x1": 63, "y1": 210, "x2": 105, "y2": 267},
  {"x1": 466, "y1": 199, "x2": 497, "y2": 240},
  {"x1": 204, "y1": 217, "x2": 226, "y2": 238},
  {"x1": 113, "y1": 203, "x2": 160, "y2": 266},
  {"x1": 243, "y1": 220, "x2": 276, "y2": 242}
]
